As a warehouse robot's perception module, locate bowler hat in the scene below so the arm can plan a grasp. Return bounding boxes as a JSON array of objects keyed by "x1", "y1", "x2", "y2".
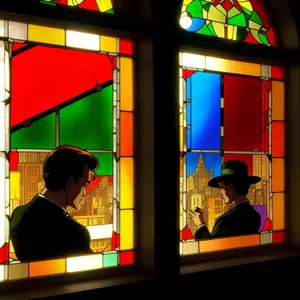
[{"x1": 208, "y1": 160, "x2": 261, "y2": 188}]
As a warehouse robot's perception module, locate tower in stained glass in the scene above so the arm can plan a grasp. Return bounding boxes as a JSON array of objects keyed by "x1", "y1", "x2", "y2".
[{"x1": 180, "y1": 0, "x2": 277, "y2": 46}]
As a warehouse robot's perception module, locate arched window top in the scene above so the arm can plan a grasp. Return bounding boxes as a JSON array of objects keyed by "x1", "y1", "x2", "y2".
[
  {"x1": 40, "y1": 0, "x2": 114, "y2": 14},
  {"x1": 180, "y1": 0, "x2": 277, "y2": 47}
]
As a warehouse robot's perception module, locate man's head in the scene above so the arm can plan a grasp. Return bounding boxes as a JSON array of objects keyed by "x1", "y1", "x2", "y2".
[
  {"x1": 208, "y1": 160, "x2": 261, "y2": 204},
  {"x1": 43, "y1": 145, "x2": 99, "y2": 209}
]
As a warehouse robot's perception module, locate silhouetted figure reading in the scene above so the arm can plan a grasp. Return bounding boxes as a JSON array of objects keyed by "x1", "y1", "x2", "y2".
[
  {"x1": 10, "y1": 145, "x2": 98, "y2": 262},
  {"x1": 191, "y1": 160, "x2": 261, "y2": 240}
]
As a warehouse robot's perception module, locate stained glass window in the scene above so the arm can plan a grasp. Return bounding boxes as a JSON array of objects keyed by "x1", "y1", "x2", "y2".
[
  {"x1": 180, "y1": 0, "x2": 277, "y2": 46},
  {"x1": 40, "y1": 0, "x2": 115, "y2": 14},
  {"x1": 0, "y1": 21, "x2": 134, "y2": 281},
  {"x1": 179, "y1": 52, "x2": 285, "y2": 255}
]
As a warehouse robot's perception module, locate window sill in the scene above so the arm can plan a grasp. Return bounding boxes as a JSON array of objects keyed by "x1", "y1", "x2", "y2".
[
  {"x1": 0, "y1": 266, "x2": 154, "y2": 300},
  {"x1": 180, "y1": 245, "x2": 300, "y2": 274}
]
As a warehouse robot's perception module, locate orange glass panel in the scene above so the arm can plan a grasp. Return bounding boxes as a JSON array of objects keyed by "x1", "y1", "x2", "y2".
[
  {"x1": 120, "y1": 112, "x2": 133, "y2": 157},
  {"x1": 199, "y1": 234, "x2": 260, "y2": 253},
  {"x1": 272, "y1": 81, "x2": 284, "y2": 121},
  {"x1": 272, "y1": 158, "x2": 284, "y2": 192},
  {"x1": 273, "y1": 193, "x2": 285, "y2": 231},
  {"x1": 205, "y1": 57, "x2": 260, "y2": 77},
  {"x1": 120, "y1": 157, "x2": 134, "y2": 209},
  {"x1": 29, "y1": 259, "x2": 65, "y2": 277},
  {"x1": 271, "y1": 122, "x2": 284, "y2": 157},
  {"x1": 120, "y1": 57, "x2": 133, "y2": 111}
]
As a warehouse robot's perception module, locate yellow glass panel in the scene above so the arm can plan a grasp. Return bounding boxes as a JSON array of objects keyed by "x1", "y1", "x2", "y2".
[
  {"x1": 212, "y1": 22, "x2": 225, "y2": 38},
  {"x1": 120, "y1": 57, "x2": 133, "y2": 111},
  {"x1": 273, "y1": 193, "x2": 285, "y2": 230},
  {"x1": 0, "y1": 265, "x2": 7, "y2": 281},
  {"x1": 120, "y1": 158, "x2": 134, "y2": 209},
  {"x1": 240, "y1": 1, "x2": 253, "y2": 11},
  {"x1": 66, "y1": 30, "x2": 100, "y2": 51},
  {"x1": 200, "y1": 234, "x2": 260, "y2": 253},
  {"x1": 67, "y1": 254, "x2": 102, "y2": 273},
  {"x1": 208, "y1": 5, "x2": 226, "y2": 23},
  {"x1": 180, "y1": 53, "x2": 205, "y2": 69},
  {"x1": 182, "y1": 241, "x2": 199, "y2": 255},
  {"x1": 28, "y1": 24, "x2": 65, "y2": 46},
  {"x1": 180, "y1": 127, "x2": 183, "y2": 152},
  {"x1": 120, "y1": 209, "x2": 134, "y2": 250},
  {"x1": 206, "y1": 56, "x2": 260, "y2": 77},
  {"x1": 8, "y1": 263, "x2": 28, "y2": 280},
  {"x1": 0, "y1": 152, "x2": 5, "y2": 247},
  {"x1": 96, "y1": 0, "x2": 113, "y2": 12},
  {"x1": 0, "y1": 102, "x2": 5, "y2": 151},
  {"x1": 29, "y1": 259, "x2": 65, "y2": 277},
  {"x1": 272, "y1": 158, "x2": 284, "y2": 192},
  {"x1": 100, "y1": 36, "x2": 117, "y2": 53},
  {"x1": 272, "y1": 81, "x2": 284, "y2": 121}
]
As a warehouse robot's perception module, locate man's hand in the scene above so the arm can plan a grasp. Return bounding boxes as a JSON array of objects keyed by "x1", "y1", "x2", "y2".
[{"x1": 190, "y1": 207, "x2": 205, "y2": 226}]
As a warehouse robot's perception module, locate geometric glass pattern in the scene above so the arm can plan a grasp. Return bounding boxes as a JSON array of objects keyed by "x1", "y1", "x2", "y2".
[
  {"x1": 179, "y1": 52, "x2": 285, "y2": 255},
  {"x1": 0, "y1": 20, "x2": 134, "y2": 280},
  {"x1": 40, "y1": 0, "x2": 115, "y2": 14},
  {"x1": 180, "y1": 0, "x2": 277, "y2": 46}
]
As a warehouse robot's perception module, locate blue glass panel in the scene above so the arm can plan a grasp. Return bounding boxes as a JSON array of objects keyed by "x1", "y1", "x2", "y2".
[
  {"x1": 186, "y1": 18, "x2": 205, "y2": 32},
  {"x1": 191, "y1": 72, "x2": 221, "y2": 150},
  {"x1": 186, "y1": 76, "x2": 191, "y2": 100},
  {"x1": 187, "y1": 129, "x2": 191, "y2": 149},
  {"x1": 186, "y1": 152, "x2": 221, "y2": 178},
  {"x1": 186, "y1": 102, "x2": 191, "y2": 126}
]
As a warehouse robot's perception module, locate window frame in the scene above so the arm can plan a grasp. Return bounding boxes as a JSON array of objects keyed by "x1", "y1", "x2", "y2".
[{"x1": 0, "y1": 0, "x2": 300, "y2": 297}]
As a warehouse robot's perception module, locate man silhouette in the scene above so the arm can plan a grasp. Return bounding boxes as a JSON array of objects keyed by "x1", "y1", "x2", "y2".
[
  {"x1": 10, "y1": 145, "x2": 98, "y2": 261},
  {"x1": 191, "y1": 160, "x2": 261, "y2": 239}
]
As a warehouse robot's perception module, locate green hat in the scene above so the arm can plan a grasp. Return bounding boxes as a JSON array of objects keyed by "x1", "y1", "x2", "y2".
[{"x1": 208, "y1": 160, "x2": 261, "y2": 188}]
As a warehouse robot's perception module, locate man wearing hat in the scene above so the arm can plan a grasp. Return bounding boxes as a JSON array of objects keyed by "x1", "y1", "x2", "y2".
[{"x1": 191, "y1": 160, "x2": 262, "y2": 239}]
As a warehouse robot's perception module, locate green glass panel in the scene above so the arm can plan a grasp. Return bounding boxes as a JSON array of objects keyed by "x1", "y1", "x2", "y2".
[
  {"x1": 237, "y1": 27, "x2": 248, "y2": 41},
  {"x1": 259, "y1": 33, "x2": 269, "y2": 45},
  {"x1": 196, "y1": 24, "x2": 214, "y2": 36},
  {"x1": 242, "y1": 7, "x2": 252, "y2": 19},
  {"x1": 91, "y1": 152, "x2": 113, "y2": 176},
  {"x1": 60, "y1": 85, "x2": 113, "y2": 151},
  {"x1": 202, "y1": 2, "x2": 211, "y2": 12},
  {"x1": 228, "y1": 7, "x2": 241, "y2": 19},
  {"x1": 103, "y1": 252, "x2": 118, "y2": 267},
  {"x1": 107, "y1": 9, "x2": 114, "y2": 14},
  {"x1": 207, "y1": 22, "x2": 217, "y2": 36},
  {"x1": 228, "y1": 13, "x2": 246, "y2": 27},
  {"x1": 250, "y1": 11, "x2": 263, "y2": 26},
  {"x1": 187, "y1": 0, "x2": 203, "y2": 19},
  {"x1": 11, "y1": 113, "x2": 56, "y2": 149}
]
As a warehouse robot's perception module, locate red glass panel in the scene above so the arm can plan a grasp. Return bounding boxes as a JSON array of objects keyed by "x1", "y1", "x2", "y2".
[
  {"x1": 271, "y1": 66, "x2": 284, "y2": 79},
  {"x1": 262, "y1": 81, "x2": 269, "y2": 152},
  {"x1": 224, "y1": 75, "x2": 262, "y2": 151},
  {"x1": 12, "y1": 43, "x2": 28, "y2": 52},
  {"x1": 273, "y1": 231, "x2": 285, "y2": 243},
  {"x1": 0, "y1": 243, "x2": 9, "y2": 264},
  {"x1": 79, "y1": 0, "x2": 99, "y2": 11},
  {"x1": 271, "y1": 122, "x2": 285, "y2": 157},
  {"x1": 111, "y1": 231, "x2": 120, "y2": 251},
  {"x1": 10, "y1": 152, "x2": 19, "y2": 171},
  {"x1": 11, "y1": 45, "x2": 113, "y2": 126},
  {"x1": 120, "y1": 39, "x2": 133, "y2": 56},
  {"x1": 120, "y1": 251, "x2": 134, "y2": 265}
]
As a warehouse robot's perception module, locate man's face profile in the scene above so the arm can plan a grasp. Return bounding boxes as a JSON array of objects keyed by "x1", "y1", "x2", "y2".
[
  {"x1": 218, "y1": 181, "x2": 234, "y2": 204},
  {"x1": 67, "y1": 165, "x2": 91, "y2": 209}
]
